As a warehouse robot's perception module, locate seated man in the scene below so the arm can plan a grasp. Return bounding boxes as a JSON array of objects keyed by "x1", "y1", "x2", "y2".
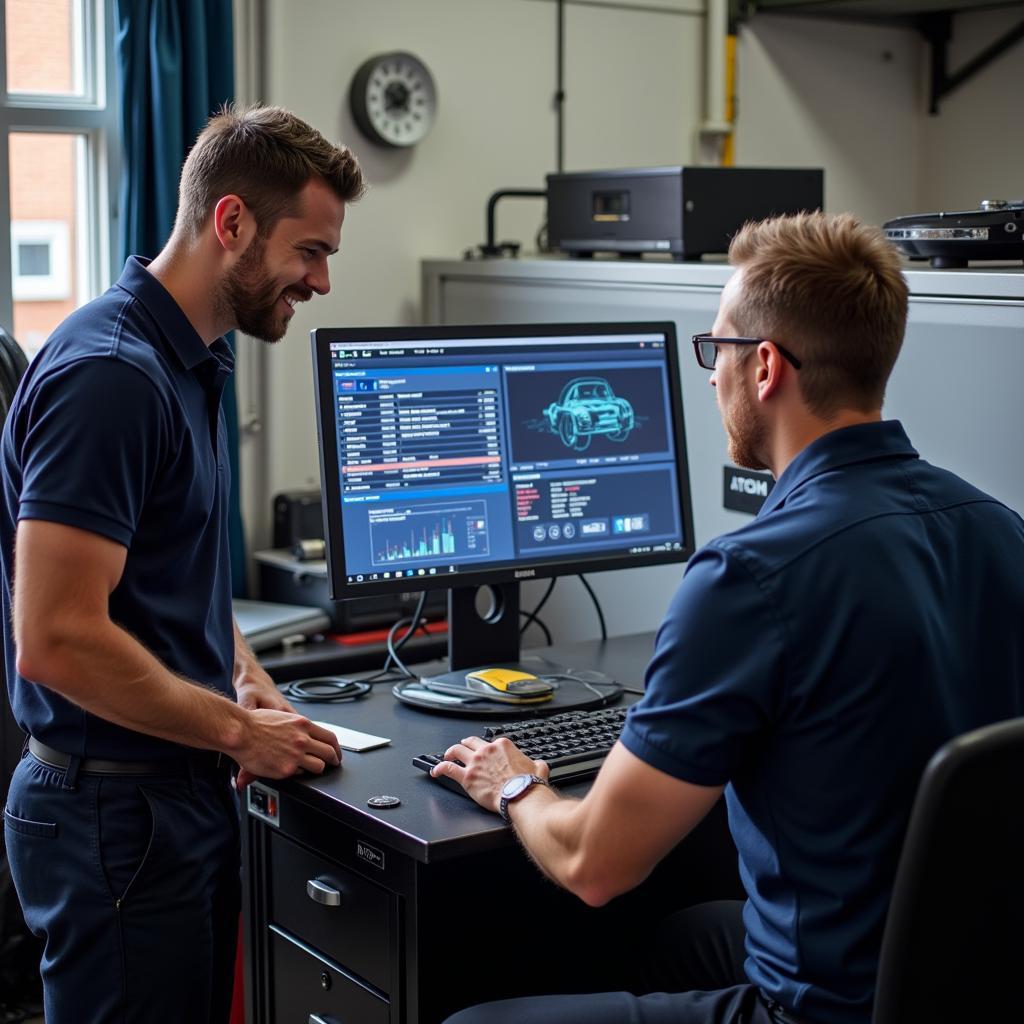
[{"x1": 432, "y1": 212, "x2": 1024, "y2": 1024}]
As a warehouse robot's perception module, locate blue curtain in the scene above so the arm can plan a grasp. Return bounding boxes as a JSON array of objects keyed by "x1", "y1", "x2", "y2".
[{"x1": 114, "y1": 0, "x2": 248, "y2": 597}]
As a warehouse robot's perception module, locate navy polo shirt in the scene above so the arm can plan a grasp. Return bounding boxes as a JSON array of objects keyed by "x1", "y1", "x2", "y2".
[
  {"x1": 620, "y1": 420, "x2": 1024, "y2": 1024},
  {"x1": 1, "y1": 257, "x2": 236, "y2": 761}
]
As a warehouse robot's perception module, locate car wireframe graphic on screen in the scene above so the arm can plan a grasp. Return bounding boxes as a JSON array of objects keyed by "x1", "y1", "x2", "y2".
[{"x1": 543, "y1": 377, "x2": 634, "y2": 451}]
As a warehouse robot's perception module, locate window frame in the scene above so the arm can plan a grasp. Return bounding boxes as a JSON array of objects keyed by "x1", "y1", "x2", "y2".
[{"x1": 0, "y1": 0, "x2": 120, "y2": 336}]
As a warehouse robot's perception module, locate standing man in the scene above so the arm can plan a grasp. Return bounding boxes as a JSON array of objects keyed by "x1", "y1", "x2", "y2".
[
  {"x1": 1, "y1": 105, "x2": 363, "y2": 1023},
  {"x1": 434, "y1": 213, "x2": 1024, "y2": 1024}
]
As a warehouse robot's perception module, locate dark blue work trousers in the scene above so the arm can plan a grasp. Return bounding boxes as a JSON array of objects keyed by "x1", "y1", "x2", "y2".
[
  {"x1": 444, "y1": 900, "x2": 808, "y2": 1024},
  {"x1": 4, "y1": 750, "x2": 240, "y2": 1024}
]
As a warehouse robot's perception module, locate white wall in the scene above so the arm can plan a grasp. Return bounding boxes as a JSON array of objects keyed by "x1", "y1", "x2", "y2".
[
  {"x1": 735, "y1": 13, "x2": 922, "y2": 226},
  {"x1": 917, "y1": 6, "x2": 1024, "y2": 211},
  {"x1": 243, "y1": 1, "x2": 1024, "y2": 641},
  {"x1": 248, "y1": 0, "x2": 711, "y2": 548}
]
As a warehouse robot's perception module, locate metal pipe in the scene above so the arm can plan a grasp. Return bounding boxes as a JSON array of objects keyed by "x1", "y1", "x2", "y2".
[
  {"x1": 698, "y1": 0, "x2": 731, "y2": 164},
  {"x1": 704, "y1": 0, "x2": 727, "y2": 132}
]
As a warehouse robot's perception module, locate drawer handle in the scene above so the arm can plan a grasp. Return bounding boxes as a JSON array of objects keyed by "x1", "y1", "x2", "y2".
[
  {"x1": 306, "y1": 877, "x2": 342, "y2": 906},
  {"x1": 309, "y1": 1015, "x2": 339, "y2": 1024}
]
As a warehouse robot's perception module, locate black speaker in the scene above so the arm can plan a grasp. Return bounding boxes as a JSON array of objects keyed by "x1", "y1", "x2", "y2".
[{"x1": 272, "y1": 489, "x2": 325, "y2": 549}]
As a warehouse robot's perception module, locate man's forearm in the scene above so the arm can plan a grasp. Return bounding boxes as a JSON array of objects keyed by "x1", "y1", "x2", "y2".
[
  {"x1": 25, "y1": 615, "x2": 246, "y2": 755},
  {"x1": 505, "y1": 787, "x2": 599, "y2": 898}
]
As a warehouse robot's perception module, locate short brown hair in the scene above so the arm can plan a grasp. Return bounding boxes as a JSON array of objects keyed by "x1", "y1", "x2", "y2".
[
  {"x1": 727, "y1": 212, "x2": 908, "y2": 416},
  {"x1": 176, "y1": 103, "x2": 365, "y2": 238}
]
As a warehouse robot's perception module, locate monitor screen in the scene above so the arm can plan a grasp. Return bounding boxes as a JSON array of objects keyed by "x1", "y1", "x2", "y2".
[{"x1": 311, "y1": 322, "x2": 695, "y2": 603}]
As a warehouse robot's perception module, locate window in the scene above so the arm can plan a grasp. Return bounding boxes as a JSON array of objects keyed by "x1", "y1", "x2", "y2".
[
  {"x1": 0, "y1": 0, "x2": 119, "y2": 359},
  {"x1": 11, "y1": 219, "x2": 70, "y2": 300}
]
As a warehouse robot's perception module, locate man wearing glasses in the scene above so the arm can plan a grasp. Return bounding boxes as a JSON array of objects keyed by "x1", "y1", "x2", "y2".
[{"x1": 435, "y1": 212, "x2": 1024, "y2": 1024}]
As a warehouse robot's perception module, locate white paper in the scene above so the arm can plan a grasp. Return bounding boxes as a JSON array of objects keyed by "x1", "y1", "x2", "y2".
[{"x1": 314, "y1": 720, "x2": 391, "y2": 752}]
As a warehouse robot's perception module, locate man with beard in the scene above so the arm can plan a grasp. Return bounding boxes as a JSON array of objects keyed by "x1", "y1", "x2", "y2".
[
  {"x1": 434, "y1": 213, "x2": 1024, "y2": 1024},
  {"x1": 0, "y1": 105, "x2": 363, "y2": 1022}
]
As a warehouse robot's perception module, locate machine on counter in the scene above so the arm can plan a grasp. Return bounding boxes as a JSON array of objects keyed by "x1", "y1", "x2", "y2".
[
  {"x1": 545, "y1": 165, "x2": 823, "y2": 261},
  {"x1": 884, "y1": 199, "x2": 1024, "y2": 268}
]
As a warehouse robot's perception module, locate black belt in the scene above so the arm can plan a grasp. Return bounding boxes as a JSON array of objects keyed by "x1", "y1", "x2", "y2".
[{"x1": 28, "y1": 737, "x2": 227, "y2": 777}]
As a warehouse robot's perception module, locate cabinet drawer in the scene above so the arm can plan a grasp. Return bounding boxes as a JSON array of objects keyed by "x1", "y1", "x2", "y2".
[
  {"x1": 270, "y1": 832, "x2": 391, "y2": 992},
  {"x1": 271, "y1": 928, "x2": 389, "y2": 1024}
]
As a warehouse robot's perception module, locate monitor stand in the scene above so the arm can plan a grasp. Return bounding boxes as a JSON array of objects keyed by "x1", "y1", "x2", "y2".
[
  {"x1": 448, "y1": 580, "x2": 523, "y2": 671},
  {"x1": 399, "y1": 580, "x2": 622, "y2": 715}
]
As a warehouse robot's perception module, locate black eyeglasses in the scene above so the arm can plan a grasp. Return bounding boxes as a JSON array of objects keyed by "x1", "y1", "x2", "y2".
[{"x1": 691, "y1": 332, "x2": 802, "y2": 371}]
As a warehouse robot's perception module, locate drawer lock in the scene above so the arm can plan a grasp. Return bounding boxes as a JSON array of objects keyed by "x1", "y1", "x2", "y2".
[{"x1": 306, "y1": 877, "x2": 342, "y2": 906}]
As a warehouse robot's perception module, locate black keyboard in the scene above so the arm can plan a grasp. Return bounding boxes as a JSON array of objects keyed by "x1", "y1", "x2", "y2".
[{"x1": 413, "y1": 705, "x2": 630, "y2": 793}]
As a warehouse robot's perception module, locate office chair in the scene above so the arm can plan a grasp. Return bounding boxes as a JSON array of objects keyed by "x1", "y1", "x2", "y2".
[{"x1": 873, "y1": 716, "x2": 1024, "y2": 1024}]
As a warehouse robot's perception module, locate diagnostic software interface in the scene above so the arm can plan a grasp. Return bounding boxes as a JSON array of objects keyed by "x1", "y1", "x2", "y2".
[{"x1": 316, "y1": 324, "x2": 691, "y2": 590}]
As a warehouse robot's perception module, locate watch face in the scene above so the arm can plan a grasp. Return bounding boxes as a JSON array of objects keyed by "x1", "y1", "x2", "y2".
[
  {"x1": 350, "y1": 52, "x2": 437, "y2": 149},
  {"x1": 501, "y1": 774, "x2": 534, "y2": 800}
]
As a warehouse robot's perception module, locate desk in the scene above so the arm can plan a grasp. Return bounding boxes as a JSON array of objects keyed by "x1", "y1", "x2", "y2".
[{"x1": 244, "y1": 633, "x2": 742, "y2": 1024}]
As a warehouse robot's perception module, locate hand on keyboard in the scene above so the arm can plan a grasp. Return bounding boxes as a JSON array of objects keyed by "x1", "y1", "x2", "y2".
[
  {"x1": 414, "y1": 706, "x2": 630, "y2": 807},
  {"x1": 428, "y1": 735, "x2": 550, "y2": 814}
]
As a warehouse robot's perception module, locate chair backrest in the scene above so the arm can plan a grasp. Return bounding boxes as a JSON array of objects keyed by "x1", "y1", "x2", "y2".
[
  {"x1": 873, "y1": 716, "x2": 1024, "y2": 1024},
  {"x1": 0, "y1": 326, "x2": 28, "y2": 426}
]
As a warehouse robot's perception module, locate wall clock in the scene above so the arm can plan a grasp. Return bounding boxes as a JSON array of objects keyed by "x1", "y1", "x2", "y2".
[{"x1": 349, "y1": 51, "x2": 437, "y2": 148}]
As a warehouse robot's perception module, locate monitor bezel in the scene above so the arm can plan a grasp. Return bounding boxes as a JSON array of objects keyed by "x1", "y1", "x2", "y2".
[{"x1": 311, "y1": 320, "x2": 695, "y2": 601}]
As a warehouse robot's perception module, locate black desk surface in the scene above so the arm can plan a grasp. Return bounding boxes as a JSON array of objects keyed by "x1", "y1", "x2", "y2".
[{"x1": 268, "y1": 632, "x2": 656, "y2": 864}]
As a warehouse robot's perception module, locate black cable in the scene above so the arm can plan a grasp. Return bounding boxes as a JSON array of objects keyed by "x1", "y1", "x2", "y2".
[
  {"x1": 381, "y1": 590, "x2": 430, "y2": 680},
  {"x1": 555, "y1": 0, "x2": 565, "y2": 173},
  {"x1": 534, "y1": 219, "x2": 549, "y2": 254},
  {"x1": 519, "y1": 609, "x2": 552, "y2": 646},
  {"x1": 578, "y1": 574, "x2": 607, "y2": 641},
  {"x1": 281, "y1": 677, "x2": 371, "y2": 702},
  {"x1": 520, "y1": 577, "x2": 556, "y2": 638},
  {"x1": 481, "y1": 189, "x2": 546, "y2": 257}
]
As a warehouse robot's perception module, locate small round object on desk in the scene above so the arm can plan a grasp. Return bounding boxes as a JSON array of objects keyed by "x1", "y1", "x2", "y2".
[{"x1": 367, "y1": 795, "x2": 402, "y2": 809}]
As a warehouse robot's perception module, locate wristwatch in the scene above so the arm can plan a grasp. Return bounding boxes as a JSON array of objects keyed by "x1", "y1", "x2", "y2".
[{"x1": 498, "y1": 773, "x2": 549, "y2": 824}]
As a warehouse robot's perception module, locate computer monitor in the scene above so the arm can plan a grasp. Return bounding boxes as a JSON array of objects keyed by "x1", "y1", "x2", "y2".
[{"x1": 311, "y1": 321, "x2": 695, "y2": 676}]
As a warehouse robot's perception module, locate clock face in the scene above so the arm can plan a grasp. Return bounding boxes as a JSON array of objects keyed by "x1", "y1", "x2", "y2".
[{"x1": 350, "y1": 52, "x2": 437, "y2": 149}]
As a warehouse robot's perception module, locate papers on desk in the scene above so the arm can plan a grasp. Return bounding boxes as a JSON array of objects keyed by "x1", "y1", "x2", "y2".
[{"x1": 314, "y1": 720, "x2": 391, "y2": 752}]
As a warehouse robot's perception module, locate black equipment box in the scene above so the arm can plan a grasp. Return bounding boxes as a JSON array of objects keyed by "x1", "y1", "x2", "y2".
[
  {"x1": 273, "y1": 488, "x2": 325, "y2": 548},
  {"x1": 546, "y1": 166, "x2": 824, "y2": 260}
]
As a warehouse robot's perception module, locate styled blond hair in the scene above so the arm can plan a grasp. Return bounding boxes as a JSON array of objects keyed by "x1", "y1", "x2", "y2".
[
  {"x1": 176, "y1": 103, "x2": 365, "y2": 239},
  {"x1": 728, "y1": 212, "x2": 908, "y2": 417}
]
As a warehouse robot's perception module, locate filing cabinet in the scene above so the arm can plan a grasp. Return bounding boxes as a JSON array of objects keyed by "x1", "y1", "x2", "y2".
[
  {"x1": 248, "y1": 813, "x2": 406, "y2": 1022},
  {"x1": 268, "y1": 832, "x2": 392, "y2": 994}
]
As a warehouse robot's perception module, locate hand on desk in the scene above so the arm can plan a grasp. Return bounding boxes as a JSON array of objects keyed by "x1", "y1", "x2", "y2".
[
  {"x1": 431, "y1": 736, "x2": 549, "y2": 813},
  {"x1": 233, "y1": 709, "x2": 342, "y2": 791}
]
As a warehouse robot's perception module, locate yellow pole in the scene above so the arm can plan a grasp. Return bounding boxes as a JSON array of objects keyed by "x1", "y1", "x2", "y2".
[{"x1": 722, "y1": 32, "x2": 737, "y2": 167}]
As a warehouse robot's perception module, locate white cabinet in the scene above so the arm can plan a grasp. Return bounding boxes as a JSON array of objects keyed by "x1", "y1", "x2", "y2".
[{"x1": 422, "y1": 258, "x2": 1024, "y2": 642}]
